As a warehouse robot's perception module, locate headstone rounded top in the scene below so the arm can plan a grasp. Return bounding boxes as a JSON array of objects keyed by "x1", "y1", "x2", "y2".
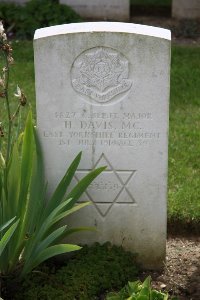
[
  {"x1": 34, "y1": 18, "x2": 171, "y2": 268},
  {"x1": 34, "y1": 22, "x2": 171, "y2": 41}
]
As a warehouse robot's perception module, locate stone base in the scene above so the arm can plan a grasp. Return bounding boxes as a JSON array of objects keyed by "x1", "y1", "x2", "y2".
[{"x1": 60, "y1": 0, "x2": 130, "y2": 21}]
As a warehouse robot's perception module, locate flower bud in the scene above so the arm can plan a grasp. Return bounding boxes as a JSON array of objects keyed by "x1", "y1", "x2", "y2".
[
  {"x1": 8, "y1": 55, "x2": 14, "y2": 65},
  {"x1": 0, "y1": 21, "x2": 4, "y2": 36},
  {"x1": 14, "y1": 85, "x2": 22, "y2": 98},
  {"x1": 14, "y1": 85, "x2": 27, "y2": 106},
  {"x1": 2, "y1": 33, "x2": 7, "y2": 41}
]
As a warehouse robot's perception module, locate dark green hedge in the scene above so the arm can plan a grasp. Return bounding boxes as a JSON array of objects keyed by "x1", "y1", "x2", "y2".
[{"x1": 0, "y1": 0, "x2": 82, "y2": 39}]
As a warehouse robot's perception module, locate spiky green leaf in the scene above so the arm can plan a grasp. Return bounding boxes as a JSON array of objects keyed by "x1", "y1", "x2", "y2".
[
  {"x1": 0, "y1": 219, "x2": 19, "y2": 256},
  {"x1": 45, "y1": 152, "x2": 82, "y2": 217},
  {"x1": 22, "y1": 244, "x2": 81, "y2": 276},
  {"x1": 0, "y1": 217, "x2": 16, "y2": 232},
  {"x1": 66, "y1": 166, "x2": 106, "y2": 209},
  {"x1": 51, "y1": 201, "x2": 91, "y2": 226}
]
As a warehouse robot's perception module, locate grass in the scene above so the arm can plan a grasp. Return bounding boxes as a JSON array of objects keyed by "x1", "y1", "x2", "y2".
[
  {"x1": 9, "y1": 40, "x2": 35, "y2": 116},
  {"x1": 0, "y1": 41, "x2": 35, "y2": 153},
  {"x1": 169, "y1": 46, "x2": 200, "y2": 227},
  {"x1": 2, "y1": 40, "x2": 200, "y2": 229}
]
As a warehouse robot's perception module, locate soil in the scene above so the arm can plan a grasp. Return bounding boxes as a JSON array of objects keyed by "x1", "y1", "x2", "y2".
[{"x1": 140, "y1": 237, "x2": 200, "y2": 300}]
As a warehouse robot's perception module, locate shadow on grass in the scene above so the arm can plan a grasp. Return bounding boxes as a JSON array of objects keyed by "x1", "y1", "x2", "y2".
[
  {"x1": 168, "y1": 219, "x2": 200, "y2": 238},
  {"x1": 130, "y1": 4, "x2": 171, "y2": 17}
]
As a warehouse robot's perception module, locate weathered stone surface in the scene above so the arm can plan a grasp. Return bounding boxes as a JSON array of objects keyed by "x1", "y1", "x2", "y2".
[
  {"x1": 34, "y1": 22, "x2": 171, "y2": 268},
  {"x1": 60, "y1": 0, "x2": 129, "y2": 21},
  {"x1": 172, "y1": 0, "x2": 200, "y2": 19}
]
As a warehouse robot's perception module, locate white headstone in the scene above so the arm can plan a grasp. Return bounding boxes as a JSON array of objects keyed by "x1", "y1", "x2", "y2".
[
  {"x1": 60, "y1": 0, "x2": 129, "y2": 21},
  {"x1": 172, "y1": 0, "x2": 200, "y2": 19},
  {"x1": 34, "y1": 22, "x2": 171, "y2": 269}
]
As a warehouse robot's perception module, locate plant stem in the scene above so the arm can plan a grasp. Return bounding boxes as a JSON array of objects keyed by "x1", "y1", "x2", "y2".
[{"x1": 4, "y1": 56, "x2": 12, "y2": 165}]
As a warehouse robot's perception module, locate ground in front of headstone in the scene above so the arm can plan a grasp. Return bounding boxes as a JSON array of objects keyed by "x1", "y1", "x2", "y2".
[
  {"x1": 140, "y1": 237, "x2": 200, "y2": 300},
  {"x1": 2, "y1": 238, "x2": 199, "y2": 299}
]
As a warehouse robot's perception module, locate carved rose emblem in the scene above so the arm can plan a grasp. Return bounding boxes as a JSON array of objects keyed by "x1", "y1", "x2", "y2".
[{"x1": 71, "y1": 47, "x2": 132, "y2": 104}]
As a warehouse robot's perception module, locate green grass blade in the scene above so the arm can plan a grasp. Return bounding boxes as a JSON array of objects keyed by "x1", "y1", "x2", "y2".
[
  {"x1": 54, "y1": 227, "x2": 97, "y2": 244},
  {"x1": 45, "y1": 226, "x2": 97, "y2": 248},
  {"x1": 66, "y1": 166, "x2": 106, "y2": 209},
  {"x1": 63, "y1": 227, "x2": 97, "y2": 236},
  {"x1": 34, "y1": 225, "x2": 67, "y2": 254},
  {"x1": 6, "y1": 144, "x2": 21, "y2": 220},
  {"x1": 51, "y1": 201, "x2": 91, "y2": 227},
  {"x1": 0, "y1": 169, "x2": 2, "y2": 206},
  {"x1": 34, "y1": 244, "x2": 81, "y2": 266},
  {"x1": 0, "y1": 219, "x2": 19, "y2": 256},
  {"x1": 8, "y1": 111, "x2": 35, "y2": 269},
  {"x1": 44, "y1": 152, "x2": 82, "y2": 217},
  {"x1": 17, "y1": 111, "x2": 34, "y2": 225},
  {"x1": 0, "y1": 217, "x2": 16, "y2": 232},
  {"x1": 27, "y1": 127, "x2": 46, "y2": 233},
  {"x1": 23, "y1": 226, "x2": 67, "y2": 272},
  {"x1": 22, "y1": 129, "x2": 46, "y2": 259},
  {"x1": 27, "y1": 198, "x2": 73, "y2": 249},
  {"x1": 22, "y1": 244, "x2": 81, "y2": 277}
]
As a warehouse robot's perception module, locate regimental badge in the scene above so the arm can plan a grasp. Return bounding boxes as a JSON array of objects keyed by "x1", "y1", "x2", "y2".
[{"x1": 71, "y1": 47, "x2": 132, "y2": 104}]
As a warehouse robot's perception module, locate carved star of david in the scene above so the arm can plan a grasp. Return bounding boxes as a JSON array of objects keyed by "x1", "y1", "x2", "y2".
[{"x1": 74, "y1": 153, "x2": 137, "y2": 217}]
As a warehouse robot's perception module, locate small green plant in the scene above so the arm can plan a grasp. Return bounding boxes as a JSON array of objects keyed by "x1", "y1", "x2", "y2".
[
  {"x1": 0, "y1": 21, "x2": 105, "y2": 282},
  {"x1": 0, "y1": 113, "x2": 105, "y2": 277},
  {"x1": 106, "y1": 276, "x2": 178, "y2": 300}
]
